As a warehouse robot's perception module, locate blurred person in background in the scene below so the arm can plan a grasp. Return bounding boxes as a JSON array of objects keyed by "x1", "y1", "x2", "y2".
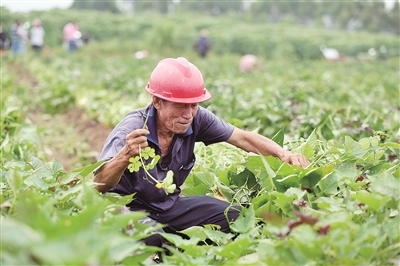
[
  {"x1": 30, "y1": 18, "x2": 45, "y2": 53},
  {"x1": 10, "y1": 19, "x2": 27, "y2": 55},
  {"x1": 94, "y1": 57, "x2": 309, "y2": 249},
  {"x1": 239, "y1": 54, "x2": 260, "y2": 72},
  {"x1": 63, "y1": 20, "x2": 79, "y2": 52},
  {"x1": 0, "y1": 24, "x2": 10, "y2": 50},
  {"x1": 194, "y1": 29, "x2": 210, "y2": 58}
]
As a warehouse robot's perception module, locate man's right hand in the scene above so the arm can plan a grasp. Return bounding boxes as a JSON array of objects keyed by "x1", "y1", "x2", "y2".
[{"x1": 125, "y1": 128, "x2": 150, "y2": 157}]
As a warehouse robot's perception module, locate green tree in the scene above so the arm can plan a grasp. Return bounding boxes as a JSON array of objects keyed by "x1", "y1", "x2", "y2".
[
  {"x1": 135, "y1": 0, "x2": 177, "y2": 14},
  {"x1": 180, "y1": 0, "x2": 242, "y2": 15},
  {"x1": 70, "y1": 0, "x2": 120, "y2": 13},
  {"x1": 384, "y1": 1, "x2": 400, "y2": 35}
]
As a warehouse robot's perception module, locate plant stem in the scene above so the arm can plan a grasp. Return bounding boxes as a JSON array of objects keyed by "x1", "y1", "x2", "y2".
[
  {"x1": 142, "y1": 104, "x2": 151, "y2": 129},
  {"x1": 138, "y1": 145, "x2": 160, "y2": 184}
]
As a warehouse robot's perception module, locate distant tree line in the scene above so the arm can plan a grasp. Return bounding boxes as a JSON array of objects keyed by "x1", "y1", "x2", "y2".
[{"x1": 70, "y1": 0, "x2": 399, "y2": 35}]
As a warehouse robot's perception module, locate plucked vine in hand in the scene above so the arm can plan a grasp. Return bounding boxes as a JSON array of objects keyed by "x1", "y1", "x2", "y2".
[{"x1": 127, "y1": 106, "x2": 176, "y2": 195}]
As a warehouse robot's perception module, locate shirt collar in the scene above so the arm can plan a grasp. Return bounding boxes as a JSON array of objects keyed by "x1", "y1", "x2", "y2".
[{"x1": 146, "y1": 105, "x2": 193, "y2": 146}]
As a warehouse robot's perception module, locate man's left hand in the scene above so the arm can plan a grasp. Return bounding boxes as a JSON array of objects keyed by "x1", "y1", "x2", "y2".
[{"x1": 282, "y1": 153, "x2": 309, "y2": 168}]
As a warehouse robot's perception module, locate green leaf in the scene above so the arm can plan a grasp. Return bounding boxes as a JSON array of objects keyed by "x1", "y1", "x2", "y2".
[
  {"x1": 298, "y1": 142, "x2": 315, "y2": 159},
  {"x1": 109, "y1": 240, "x2": 154, "y2": 262},
  {"x1": 203, "y1": 224, "x2": 234, "y2": 244},
  {"x1": 72, "y1": 160, "x2": 106, "y2": 177},
  {"x1": 271, "y1": 127, "x2": 285, "y2": 147},
  {"x1": 128, "y1": 160, "x2": 141, "y2": 173},
  {"x1": 230, "y1": 207, "x2": 255, "y2": 234},
  {"x1": 193, "y1": 171, "x2": 214, "y2": 188},
  {"x1": 1, "y1": 217, "x2": 43, "y2": 249},
  {"x1": 30, "y1": 156, "x2": 44, "y2": 168},
  {"x1": 351, "y1": 191, "x2": 391, "y2": 212},
  {"x1": 252, "y1": 194, "x2": 271, "y2": 218},
  {"x1": 51, "y1": 159, "x2": 64, "y2": 173},
  {"x1": 180, "y1": 226, "x2": 208, "y2": 241},
  {"x1": 318, "y1": 172, "x2": 338, "y2": 195},
  {"x1": 215, "y1": 237, "x2": 252, "y2": 259},
  {"x1": 129, "y1": 157, "x2": 140, "y2": 163},
  {"x1": 146, "y1": 155, "x2": 160, "y2": 170},
  {"x1": 59, "y1": 172, "x2": 80, "y2": 185},
  {"x1": 369, "y1": 172, "x2": 399, "y2": 200},
  {"x1": 20, "y1": 125, "x2": 42, "y2": 146},
  {"x1": 181, "y1": 184, "x2": 208, "y2": 196},
  {"x1": 216, "y1": 180, "x2": 234, "y2": 201},
  {"x1": 293, "y1": 129, "x2": 317, "y2": 158},
  {"x1": 305, "y1": 128, "x2": 318, "y2": 149},
  {"x1": 165, "y1": 184, "x2": 176, "y2": 194},
  {"x1": 120, "y1": 248, "x2": 160, "y2": 265},
  {"x1": 141, "y1": 147, "x2": 156, "y2": 160},
  {"x1": 381, "y1": 142, "x2": 400, "y2": 149},
  {"x1": 345, "y1": 136, "x2": 368, "y2": 158},
  {"x1": 259, "y1": 155, "x2": 276, "y2": 179},
  {"x1": 284, "y1": 187, "x2": 306, "y2": 199},
  {"x1": 160, "y1": 232, "x2": 200, "y2": 248},
  {"x1": 229, "y1": 168, "x2": 254, "y2": 187},
  {"x1": 271, "y1": 191, "x2": 296, "y2": 214},
  {"x1": 144, "y1": 147, "x2": 156, "y2": 157},
  {"x1": 257, "y1": 155, "x2": 277, "y2": 191},
  {"x1": 301, "y1": 164, "x2": 333, "y2": 189},
  {"x1": 103, "y1": 211, "x2": 147, "y2": 228},
  {"x1": 164, "y1": 170, "x2": 174, "y2": 187},
  {"x1": 360, "y1": 136, "x2": 380, "y2": 149},
  {"x1": 316, "y1": 197, "x2": 345, "y2": 212}
]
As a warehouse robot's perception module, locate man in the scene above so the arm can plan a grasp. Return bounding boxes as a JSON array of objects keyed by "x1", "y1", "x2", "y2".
[
  {"x1": 194, "y1": 29, "x2": 210, "y2": 58},
  {"x1": 94, "y1": 57, "x2": 309, "y2": 247}
]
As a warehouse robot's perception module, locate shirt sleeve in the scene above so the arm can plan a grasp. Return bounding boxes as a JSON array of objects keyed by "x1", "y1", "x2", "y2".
[
  {"x1": 194, "y1": 107, "x2": 235, "y2": 146},
  {"x1": 98, "y1": 128, "x2": 128, "y2": 161},
  {"x1": 98, "y1": 110, "x2": 144, "y2": 161}
]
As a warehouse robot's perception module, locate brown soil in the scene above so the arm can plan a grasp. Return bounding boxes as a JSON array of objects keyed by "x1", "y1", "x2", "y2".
[
  {"x1": 9, "y1": 60, "x2": 113, "y2": 172},
  {"x1": 28, "y1": 108, "x2": 113, "y2": 172}
]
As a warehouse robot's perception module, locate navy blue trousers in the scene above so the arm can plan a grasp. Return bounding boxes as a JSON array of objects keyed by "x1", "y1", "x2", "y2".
[{"x1": 139, "y1": 196, "x2": 241, "y2": 247}]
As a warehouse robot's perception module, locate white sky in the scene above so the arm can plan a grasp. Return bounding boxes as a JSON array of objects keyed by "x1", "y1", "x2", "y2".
[
  {"x1": 0, "y1": 0, "x2": 397, "y2": 13},
  {"x1": 1, "y1": 0, "x2": 73, "y2": 13}
]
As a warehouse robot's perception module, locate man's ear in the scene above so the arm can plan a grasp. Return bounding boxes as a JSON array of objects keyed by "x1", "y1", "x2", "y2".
[{"x1": 152, "y1": 96, "x2": 162, "y2": 109}]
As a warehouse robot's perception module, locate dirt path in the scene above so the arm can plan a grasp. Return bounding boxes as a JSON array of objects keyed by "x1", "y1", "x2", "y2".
[
  {"x1": 28, "y1": 108, "x2": 113, "y2": 172},
  {"x1": 9, "y1": 61, "x2": 113, "y2": 172}
]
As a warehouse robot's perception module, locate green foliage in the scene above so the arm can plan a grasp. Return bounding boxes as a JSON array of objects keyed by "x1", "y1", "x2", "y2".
[
  {"x1": 1, "y1": 9, "x2": 398, "y2": 59},
  {"x1": 18, "y1": 1, "x2": 395, "y2": 35},
  {"x1": 1, "y1": 156, "x2": 159, "y2": 265},
  {"x1": 1, "y1": 9, "x2": 399, "y2": 265},
  {"x1": 70, "y1": 0, "x2": 120, "y2": 13}
]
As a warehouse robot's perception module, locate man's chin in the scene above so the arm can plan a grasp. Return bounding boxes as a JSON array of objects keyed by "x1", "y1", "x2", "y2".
[{"x1": 174, "y1": 124, "x2": 190, "y2": 134}]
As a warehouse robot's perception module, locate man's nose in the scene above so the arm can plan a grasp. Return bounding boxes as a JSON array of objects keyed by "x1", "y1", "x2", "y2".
[{"x1": 181, "y1": 105, "x2": 193, "y2": 119}]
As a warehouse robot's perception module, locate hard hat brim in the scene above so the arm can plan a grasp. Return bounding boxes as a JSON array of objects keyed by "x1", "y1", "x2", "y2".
[{"x1": 145, "y1": 83, "x2": 212, "y2": 104}]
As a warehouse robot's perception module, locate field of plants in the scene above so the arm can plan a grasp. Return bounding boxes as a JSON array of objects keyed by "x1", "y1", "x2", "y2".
[{"x1": 2, "y1": 10, "x2": 399, "y2": 265}]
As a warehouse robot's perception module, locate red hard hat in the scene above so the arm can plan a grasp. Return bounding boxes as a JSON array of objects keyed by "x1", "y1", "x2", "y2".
[{"x1": 145, "y1": 57, "x2": 212, "y2": 103}]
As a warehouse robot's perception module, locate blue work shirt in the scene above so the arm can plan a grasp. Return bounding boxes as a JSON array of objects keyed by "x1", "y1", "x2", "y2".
[{"x1": 98, "y1": 105, "x2": 235, "y2": 212}]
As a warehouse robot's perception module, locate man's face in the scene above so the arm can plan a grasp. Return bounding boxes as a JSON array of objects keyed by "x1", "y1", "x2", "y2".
[{"x1": 154, "y1": 98, "x2": 199, "y2": 135}]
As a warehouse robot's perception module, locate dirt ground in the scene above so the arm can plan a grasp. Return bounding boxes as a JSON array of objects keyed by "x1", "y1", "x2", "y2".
[
  {"x1": 28, "y1": 108, "x2": 113, "y2": 172},
  {"x1": 9, "y1": 60, "x2": 113, "y2": 172}
]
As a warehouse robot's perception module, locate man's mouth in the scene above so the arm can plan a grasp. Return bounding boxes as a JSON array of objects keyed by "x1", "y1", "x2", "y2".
[{"x1": 178, "y1": 120, "x2": 191, "y2": 126}]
